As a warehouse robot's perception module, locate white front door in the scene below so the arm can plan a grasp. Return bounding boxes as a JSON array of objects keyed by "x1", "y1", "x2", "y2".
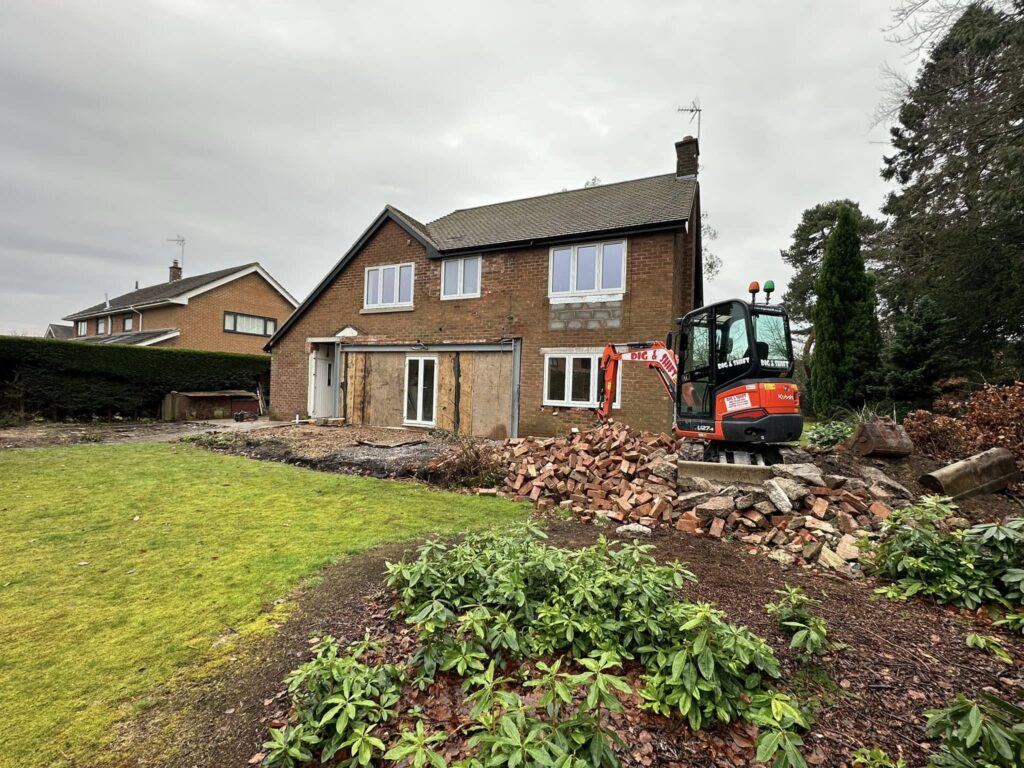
[{"x1": 311, "y1": 344, "x2": 337, "y2": 418}]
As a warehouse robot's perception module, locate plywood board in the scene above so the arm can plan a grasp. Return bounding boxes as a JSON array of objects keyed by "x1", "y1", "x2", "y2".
[
  {"x1": 363, "y1": 352, "x2": 406, "y2": 427},
  {"x1": 457, "y1": 352, "x2": 474, "y2": 437},
  {"x1": 470, "y1": 352, "x2": 513, "y2": 439},
  {"x1": 344, "y1": 352, "x2": 366, "y2": 425},
  {"x1": 435, "y1": 352, "x2": 456, "y2": 433}
]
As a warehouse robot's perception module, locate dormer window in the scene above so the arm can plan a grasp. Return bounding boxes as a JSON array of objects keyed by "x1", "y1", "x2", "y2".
[{"x1": 548, "y1": 241, "x2": 625, "y2": 302}]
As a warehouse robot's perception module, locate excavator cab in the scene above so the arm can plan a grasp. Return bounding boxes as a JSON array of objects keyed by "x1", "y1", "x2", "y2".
[
  {"x1": 674, "y1": 297, "x2": 802, "y2": 457},
  {"x1": 595, "y1": 281, "x2": 802, "y2": 467}
]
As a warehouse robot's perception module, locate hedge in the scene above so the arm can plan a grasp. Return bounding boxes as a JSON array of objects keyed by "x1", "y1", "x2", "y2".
[{"x1": 0, "y1": 336, "x2": 271, "y2": 420}]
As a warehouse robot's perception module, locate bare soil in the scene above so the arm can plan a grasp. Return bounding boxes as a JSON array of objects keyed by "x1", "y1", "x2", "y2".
[
  {"x1": 119, "y1": 519, "x2": 1023, "y2": 768},
  {"x1": 194, "y1": 424, "x2": 456, "y2": 477},
  {"x1": 0, "y1": 420, "x2": 217, "y2": 449}
]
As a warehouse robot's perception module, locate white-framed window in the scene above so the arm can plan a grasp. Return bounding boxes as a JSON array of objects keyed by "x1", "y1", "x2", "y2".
[
  {"x1": 441, "y1": 256, "x2": 481, "y2": 300},
  {"x1": 224, "y1": 312, "x2": 277, "y2": 336},
  {"x1": 404, "y1": 356, "x2": 437, "y2": 426},
  {"x1": 542, "y1": 351, "x2": 621, "y2": 409},
  {"x1": 549, "y1": 240, "x2": 626, "y2": 300},
  {"x1": 76, "y1": 320, "x2": 87, "y2": 336},
  {"x1": 365, "y1": 263, "x2": 414, "y2": 309},
  {"x1": 123, "y1": 314, "x2": 133, "y2": 332},
  {"x1": 97, "y1": 318, "x2": 107, "y2": 334}
]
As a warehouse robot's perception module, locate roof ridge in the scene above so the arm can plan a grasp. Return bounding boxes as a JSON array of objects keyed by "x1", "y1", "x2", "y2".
[{"x1": 427, "y1": 172, "x2": 678, "y2": 224}]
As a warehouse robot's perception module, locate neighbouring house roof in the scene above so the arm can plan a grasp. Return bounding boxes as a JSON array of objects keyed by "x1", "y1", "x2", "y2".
[
  {"x1": 44, "y1": 323, "x2": 75, "y2": 340},
  {"x1": 63, "y1": 263, "x2": 298, "y2": 321},
  {"x1": 267, "y1": 174, "x2": 697, "y2": 349},
  {"x1": 76, "y1": 329, "x2": 181, "y2": 346}
]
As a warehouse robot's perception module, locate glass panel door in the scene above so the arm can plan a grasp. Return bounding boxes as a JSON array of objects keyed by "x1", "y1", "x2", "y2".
[{"x1": 405, "y1": 357, "x2": 437, "y2": 425}]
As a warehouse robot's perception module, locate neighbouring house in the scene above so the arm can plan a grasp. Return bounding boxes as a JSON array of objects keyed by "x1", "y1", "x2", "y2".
[
  {"x1": 60, "y1": 261, "x2": 297, "y2": 354},
  {"x1": 265, "y1": 135, "x2": 703, "y2": 437},
  {"x1": 43, "y1": 323, "x2": 75, "y2": 340}
]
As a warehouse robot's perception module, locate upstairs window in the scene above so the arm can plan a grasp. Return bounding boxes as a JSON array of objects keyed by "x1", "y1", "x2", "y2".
[
  {"x1": 97, "y1": 318, "x2": 107, "y2": 334},
  {"x1": 365, "y1": 263, "x2": 414, "y2": 309},
  {"x1": 76, "y1": 320, "x2": 87, "y2": 336},
  {"x1": 549, "y1": 241, "x2": 625, "y2": 300},
  {"x1": 441, "y1": 256, "x2": 481, "y2": 300},
  {"x1": 543, "y1": 351, "x2": 621, "y2": 409},
  {"x1": 224, "y1": 312, "x2": 277, "y2": 336},
  {"x1": 123, "y1": 314, "x2": 133, "y2": 332}
]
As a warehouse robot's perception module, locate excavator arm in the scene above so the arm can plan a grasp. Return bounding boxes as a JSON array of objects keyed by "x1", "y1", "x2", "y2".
[{"x1": 596, "y1": 341, "x2": 679, "y2": 421}]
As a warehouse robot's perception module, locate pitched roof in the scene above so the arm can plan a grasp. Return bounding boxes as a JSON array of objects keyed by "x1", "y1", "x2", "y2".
[
  {"x1": 63, "y1": 263, "x2": 297, "y2": 320},
  {"x1": 266, "y1": 173, "x2": 698, "y2": 349},
  {"x1": 44, "y1": 323, "x2": 75, "y2": 340},
  {"x1": 423, "y1": 174, "x2": 696, "y2": 252}
]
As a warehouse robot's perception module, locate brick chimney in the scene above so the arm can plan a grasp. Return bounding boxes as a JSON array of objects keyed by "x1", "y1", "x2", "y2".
[
  {"x1": 169, "y1": 259, "x2": 182, "y2": 282},
  {"x1": 675, "y1": 135, "x2": 699, "y2": 178}
]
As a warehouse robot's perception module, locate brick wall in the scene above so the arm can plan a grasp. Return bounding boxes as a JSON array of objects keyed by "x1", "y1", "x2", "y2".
[
  {"x1": 68, "y1": 273, "x2": 294, "y2": 354},
  {"x1": 270, "y1": 213, "x2": 698, "y2": 436},
  {"x1": 147, "y1": 273, "x2": 294, "y2": 354}
]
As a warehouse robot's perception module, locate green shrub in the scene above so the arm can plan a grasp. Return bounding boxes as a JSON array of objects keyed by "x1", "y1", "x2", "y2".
[
  {"x1": 964, "y1": 633, "x2": 1013, "y2": 665},
  {"x1": 851, "y1": 746, "x2": 906, "y2": 767},
  {"x1": 805, "y1": 420, "x2": 854, "y2": 448},
  {"x1": 925, "y1": 693, "x2": 1024, "y2": 767},
  {"x1": 264, "y1": 636, "x2": 404, "y2": 767},
  {"x1": 266, "y1": 529, "x2": 811, "y2": 768},
  {"x1": 387, "y1": 528, "x2": 796, "y2": 746},
  {"x1": 868, "y1": 497, "x2": 1024, "y2": 621},
  {"x1": 0, "y1": 336, "x2": 268, "y2": 419},
  {"x1": 766, "y1": 585, "x2": 833, "y2": 659}
]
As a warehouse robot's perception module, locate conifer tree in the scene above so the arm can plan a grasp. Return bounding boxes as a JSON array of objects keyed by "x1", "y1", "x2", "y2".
[{"x1": 811, "y1": 205, "x2": 882, "y2": 417}]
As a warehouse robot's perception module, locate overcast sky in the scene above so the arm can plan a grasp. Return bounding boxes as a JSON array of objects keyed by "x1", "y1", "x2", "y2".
[{"x1": 0, "y1": 0, "x2": 911, "y2": 335}]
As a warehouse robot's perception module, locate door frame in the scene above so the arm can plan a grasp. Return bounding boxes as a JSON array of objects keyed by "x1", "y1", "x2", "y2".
[
  {"x1": 402, "y1": 355, "x2": 438, "y2": 427},
  {"x1": 307, "y1": 342, "x2": 340, "y2": 418}
]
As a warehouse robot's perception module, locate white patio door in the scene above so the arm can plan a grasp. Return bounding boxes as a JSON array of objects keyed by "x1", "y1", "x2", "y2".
[{"x1": 404, "y1": 356, "x2": 436, "y2": 426}]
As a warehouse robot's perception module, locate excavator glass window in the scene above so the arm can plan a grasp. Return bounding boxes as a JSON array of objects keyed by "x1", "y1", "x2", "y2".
[
  {"x1": 679, "y1": 311, "x2": 712, "y2": 418},
  {"x1": 752, "y1": 310, "x2": 793, "y2": 371},
  {"x1": 713, "y1": 301, "x2": 756, "y2": 385}
]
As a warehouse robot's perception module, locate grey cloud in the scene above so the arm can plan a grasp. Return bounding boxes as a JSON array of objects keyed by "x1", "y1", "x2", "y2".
[{"x1": 0, "y1": 0, "x2": 905, "y2": 334}]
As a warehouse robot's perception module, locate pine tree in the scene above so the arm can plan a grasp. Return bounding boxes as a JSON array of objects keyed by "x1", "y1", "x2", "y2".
[
  {"x1": 880, "y1": 4, "x2": 1024, "y2": 378},
  {"x1": 884, "y1": 296, "x2": 955, "y2": 406},
  {"x1": 811, "y1": 205, "x2": 882, "y2": 417}
]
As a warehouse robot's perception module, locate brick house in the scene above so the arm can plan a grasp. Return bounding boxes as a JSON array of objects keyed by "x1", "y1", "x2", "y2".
[
  {"x1": 266, "y1": 136, "x2": 703, "y2": 437},
  {"x1": 62, "y1": 261, "x2": 297, "y2": 354}
]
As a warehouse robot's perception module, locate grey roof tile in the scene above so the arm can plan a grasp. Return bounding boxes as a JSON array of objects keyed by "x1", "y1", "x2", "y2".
[
  {"x1": 64, "y1": 263, "x2": 258, "y2": 319},
  {"x1": 423, "y1": 174, "x2": 695, "y2": 252}
]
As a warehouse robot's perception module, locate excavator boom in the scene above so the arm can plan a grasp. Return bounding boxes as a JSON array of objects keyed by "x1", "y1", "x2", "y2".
[{"x1": 597, "y1": 341, "x2": 678, "y2": 421}]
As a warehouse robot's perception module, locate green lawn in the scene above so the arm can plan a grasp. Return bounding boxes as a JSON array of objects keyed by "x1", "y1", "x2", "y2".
[{"x1": 0, "y1": 444, "x2": 526, "y2": 768}]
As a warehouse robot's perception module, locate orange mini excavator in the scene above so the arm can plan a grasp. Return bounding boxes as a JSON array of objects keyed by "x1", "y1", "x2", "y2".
[{"x1": 596, "y1": 281, "x2": 803, "y2": 466}]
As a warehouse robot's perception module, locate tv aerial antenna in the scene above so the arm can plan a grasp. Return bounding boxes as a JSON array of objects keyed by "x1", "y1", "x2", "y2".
[
  {"x1": 167, "y1": 235, "x2": 185, "y2": 270},
  {"x1": 677, "y1": 98, "x2": 702, "y2": 138}
]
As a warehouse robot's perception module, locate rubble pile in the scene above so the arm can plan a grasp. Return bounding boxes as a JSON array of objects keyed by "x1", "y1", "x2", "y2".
[{"x1": 499, "y1": 424, "x2": 915, "y2": 577}]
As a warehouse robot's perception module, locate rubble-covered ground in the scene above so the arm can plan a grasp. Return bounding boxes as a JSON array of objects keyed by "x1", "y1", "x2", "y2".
[
  {"x1": 189, "y1": 423, "x2": 457, "y2": 477},
  {"x1": 497, "y1": 423, "x2": 1021, "y2": 577},
  {"x1": 0, "y1": 419, "x2": 217, "y2": 449}
]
